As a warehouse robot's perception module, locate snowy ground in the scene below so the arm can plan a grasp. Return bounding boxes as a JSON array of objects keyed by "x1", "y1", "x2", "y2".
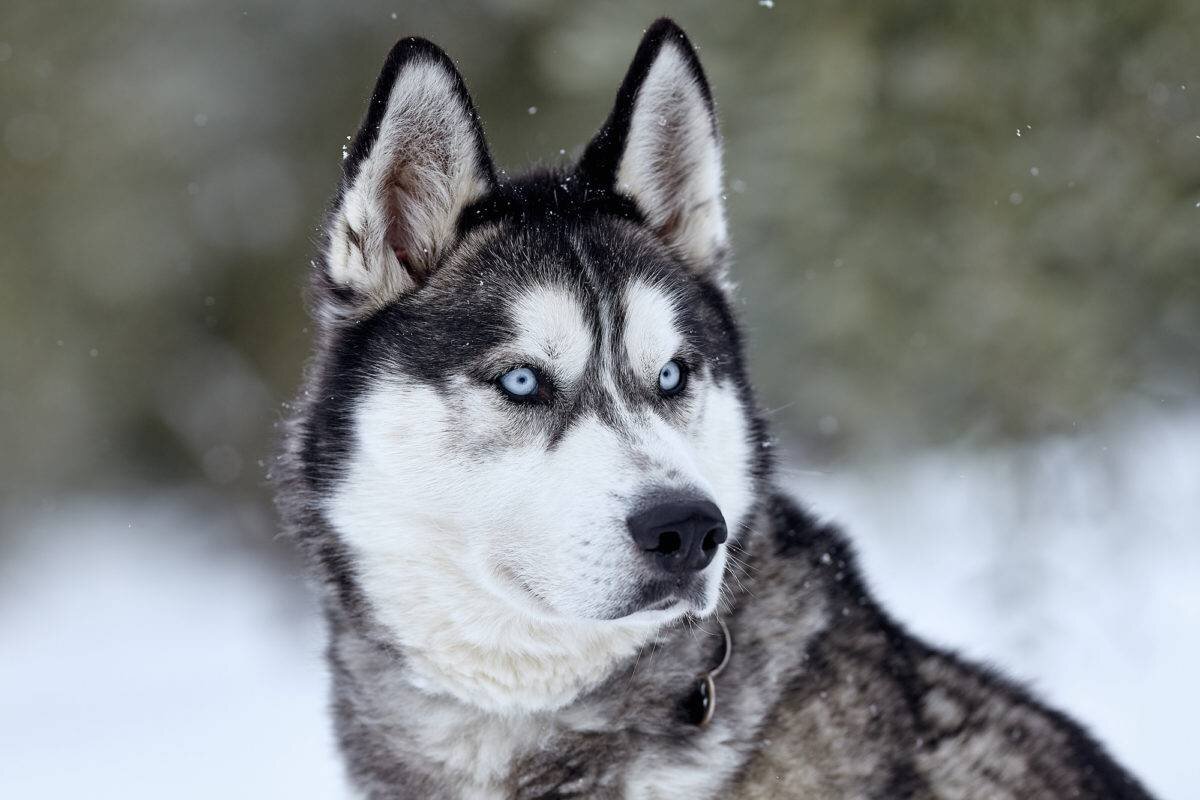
[
  {"x1": 0, "y1": 497, "x2": 346, "y2": 798},
  {"x1": 1, "y1": 408, "x2": 1196, "y2": 799}
]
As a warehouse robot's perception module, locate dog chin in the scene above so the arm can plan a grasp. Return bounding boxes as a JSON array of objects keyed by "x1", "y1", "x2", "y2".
[
  {"x1": 600, "y1": 577, "x2": 715, "y2": 623},
  {"x1": 606, "y1": 600, "x2": 687, "y2": 626},
  {"x1": 488, "y1": 559, "x2": 721, "y2": 627}
]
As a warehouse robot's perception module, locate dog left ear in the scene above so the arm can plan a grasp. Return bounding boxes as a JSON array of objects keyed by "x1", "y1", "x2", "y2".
[
  {"x1": 580, "y1": 19, "x2": 728, "y2": 275},
  {"x1": 322, "y1": 38, "x2": 496, "y2": 314}
]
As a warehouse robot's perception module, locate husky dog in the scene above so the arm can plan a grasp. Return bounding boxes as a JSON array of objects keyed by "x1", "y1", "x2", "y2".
[{"x1": 276, "y1": 18, "x2": 1155, "y2": 799}]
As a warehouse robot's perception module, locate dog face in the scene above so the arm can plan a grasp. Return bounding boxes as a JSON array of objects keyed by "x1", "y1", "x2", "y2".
[{"x1": 294, "y1": 22, "x2": 767, "y2": 703}]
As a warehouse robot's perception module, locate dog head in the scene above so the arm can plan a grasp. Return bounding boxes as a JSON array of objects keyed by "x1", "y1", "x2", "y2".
[{"x1": 290, "y1": 20, "x2": 769, "y2": 708}]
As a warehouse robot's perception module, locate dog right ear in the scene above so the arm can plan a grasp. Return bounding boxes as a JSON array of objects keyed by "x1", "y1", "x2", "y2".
[
  {"x1": 321, "y1": 38, "x2": 496, "y2": 315},
  {"x1": 579, "y1": 19, "x2": 728, "y2": 278}
]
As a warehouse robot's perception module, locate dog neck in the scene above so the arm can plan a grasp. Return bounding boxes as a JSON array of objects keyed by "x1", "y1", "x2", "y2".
[
  {"x1": 326, "y1": 605, "x2": 685, "y2": 794},
  {"x1": 327, "y1": 598, "x2": 734, "y2": 795}
]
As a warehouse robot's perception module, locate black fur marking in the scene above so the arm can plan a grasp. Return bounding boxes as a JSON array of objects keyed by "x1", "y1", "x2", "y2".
[
  {"x1": 303, "y1": 208, "x2": 733, "y2": 482},
  {"x1": 461, "y1": 170, "x2": 642, "y2": 236}
]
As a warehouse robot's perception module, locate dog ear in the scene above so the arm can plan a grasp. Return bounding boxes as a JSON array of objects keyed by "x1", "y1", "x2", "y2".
[
  {"x1": 580, "y1": 19, "x2": 728, "y2": 275},
  {"x1": 323, "y1": 38, "x2": 496, "y2": 312}
]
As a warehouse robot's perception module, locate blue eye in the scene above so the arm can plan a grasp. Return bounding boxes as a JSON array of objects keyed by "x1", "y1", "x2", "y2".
[
  {"x1": 499, "y1": 366, "x2": 540, "y2": 399},
  {"x1": 658, "y1": 359, "x2": 686, "y2": 395}
]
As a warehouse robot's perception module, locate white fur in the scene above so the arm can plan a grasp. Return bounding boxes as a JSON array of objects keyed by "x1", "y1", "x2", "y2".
[
  {"x1": 327, "y1": 378, "x2": 666, "y2": 712},
  {"x1": 688, "y1": 380, "x2": 756, "y2": 538},
  {"x1": 325, "y1": 282, "x2": 754, "y2": 712},
  {"x1": 509, "y1": 286, "x2": 593, "y2": 384},
  {"x1": 616, "y1": 43, "x2": 728, "y2": 269},
  {"x1": 327, "y1": 60, "x2": 491, "y2": 308},
  {"x1": 402, "y1": 692, "x2": 550, "y2": 793},
  {"x1": 625, "y1": 743, "x2": 744, "y2": 800},
  {"x1": 622, "y1": 279, "x2": 684, "y2": 378}
]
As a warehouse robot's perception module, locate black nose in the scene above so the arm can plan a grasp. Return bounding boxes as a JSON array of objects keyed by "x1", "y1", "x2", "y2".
[{"x1": 627, "y1": 498, "x2": 727, "y2": 574}]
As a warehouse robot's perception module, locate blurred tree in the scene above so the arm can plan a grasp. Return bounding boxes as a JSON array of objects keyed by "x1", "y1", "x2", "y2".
[{"x1": 1, "y1": 0, "x2": 1197, "y2": 543}]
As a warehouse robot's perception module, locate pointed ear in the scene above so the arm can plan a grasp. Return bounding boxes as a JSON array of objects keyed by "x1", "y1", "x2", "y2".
[
  {"x1": 580, "y1": 19, "x2": 728, "y2": 274},
  {"x1": 324, "y1": 38, "x2": 496, "y2": 311}
]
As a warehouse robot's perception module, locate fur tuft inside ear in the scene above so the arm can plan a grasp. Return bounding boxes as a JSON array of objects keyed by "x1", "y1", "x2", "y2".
[
  {"x1": 580, "y1": 19, "x2": 728, "y2": 274},
  {"x1": 325, "y1": 38, "x2": 495, "y2": 312}
]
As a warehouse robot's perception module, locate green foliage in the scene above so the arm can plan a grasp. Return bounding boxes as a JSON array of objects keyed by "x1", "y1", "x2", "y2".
[{"x1": 1, "y1": 0, "x2": 1197, "y2": 518}]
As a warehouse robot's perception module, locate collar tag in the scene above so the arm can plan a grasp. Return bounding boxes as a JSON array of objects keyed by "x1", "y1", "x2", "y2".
[{"x1": 693, "y1": 617, "x2": 732, "y2": 727}]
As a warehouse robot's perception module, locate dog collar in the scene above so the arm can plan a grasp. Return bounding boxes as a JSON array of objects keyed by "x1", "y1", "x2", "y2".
[{"x1": 692, "y1": 616, "x2": 732, "y2": 727}]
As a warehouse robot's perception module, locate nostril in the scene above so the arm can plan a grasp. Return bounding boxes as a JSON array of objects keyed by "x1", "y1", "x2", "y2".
[
  {"x1": 627, "y1": 496, "x2": 727, "y2": 573},
  {"x1": 652, "y1": 530, "x2": 683, "y2": 555}
]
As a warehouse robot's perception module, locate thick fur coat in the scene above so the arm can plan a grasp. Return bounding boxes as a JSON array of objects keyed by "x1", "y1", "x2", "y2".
[{"x1": 276, "y1": 19, "x2": 1155, "y2": 799}]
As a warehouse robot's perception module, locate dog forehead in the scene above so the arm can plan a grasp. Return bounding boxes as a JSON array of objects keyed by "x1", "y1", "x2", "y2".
[{"x1": 429, "y1": 221, "x2": 707, "y2": 384}]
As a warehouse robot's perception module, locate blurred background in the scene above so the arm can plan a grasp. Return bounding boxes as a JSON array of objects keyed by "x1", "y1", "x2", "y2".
[{"x1": 1, "y1": 1, "x2": 1197, "y2": 797}]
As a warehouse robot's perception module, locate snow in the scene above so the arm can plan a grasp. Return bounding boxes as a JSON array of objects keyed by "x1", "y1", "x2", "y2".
[
  {"x1": 0, "y1": 407, "x2": 1195, "y2": 798},
  {"x1": 0, "y1": 498, "x2": 346, "y2": 798}
]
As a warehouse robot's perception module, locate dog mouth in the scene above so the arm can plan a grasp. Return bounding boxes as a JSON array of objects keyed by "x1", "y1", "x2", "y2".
[
  {"x1": 491, "y1": 562, "x2": 710, "y2": 621},
  {"x1": 643, "y1": 596, "x2": 679, "y2": 612},
  {"x1": 606, "y1": 575, "x2": 709, "y2": 620}
]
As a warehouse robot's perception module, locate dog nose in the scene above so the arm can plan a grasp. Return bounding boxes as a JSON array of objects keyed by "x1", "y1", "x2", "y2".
[{"x1": 627, "y1": 498, "x2": 727, "y2": 573}]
